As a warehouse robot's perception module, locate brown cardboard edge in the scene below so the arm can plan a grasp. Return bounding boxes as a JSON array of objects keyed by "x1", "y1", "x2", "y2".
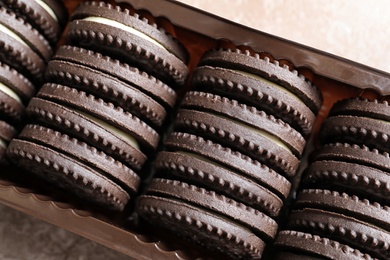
[
  {"x1": 123, "y1": 0, "x2": 390, "y2": 94},
  {"x1": 0, "y1": 180, "x2": 188, "y2": 260}
]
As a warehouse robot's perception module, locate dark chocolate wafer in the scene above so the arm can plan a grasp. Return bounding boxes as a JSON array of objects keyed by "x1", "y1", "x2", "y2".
[
  {"x1": 68, "y1": 1, "x2": 189, "y2": 86},
  {"x1": 0, "y1": 57, "x2": 33, "y2": 124}
]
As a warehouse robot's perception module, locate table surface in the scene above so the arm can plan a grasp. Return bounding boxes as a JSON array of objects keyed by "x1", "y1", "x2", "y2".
[{"x1": 1, "y1": 1, "x2": 389, "y2": 259}]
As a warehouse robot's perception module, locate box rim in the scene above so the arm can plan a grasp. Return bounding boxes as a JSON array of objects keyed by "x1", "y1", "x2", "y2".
[{"x1": 125, "y1": 0, "x2": 390, "y2": 94}]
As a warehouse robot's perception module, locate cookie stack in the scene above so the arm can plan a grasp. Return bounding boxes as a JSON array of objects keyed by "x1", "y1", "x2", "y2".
[
  {"x1": 274, "y1": 97, "x2": 390, "y2": 259},
  {"x1": 137, "y1": 49, "x2": 323, "y2": 258},
  {"x1": 6, "y1": 1, "x2": 189, "y2": 211},
  {"x1": 0, "y1": 0, "x2": 67, "y2": 161}
]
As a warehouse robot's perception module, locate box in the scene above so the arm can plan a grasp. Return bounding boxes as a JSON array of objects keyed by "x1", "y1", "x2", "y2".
[{"x1": 1, "y1": 0, "x2": 390, "y2": 259}]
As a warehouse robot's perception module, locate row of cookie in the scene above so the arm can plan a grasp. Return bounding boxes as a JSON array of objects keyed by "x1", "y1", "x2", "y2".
[
  {"x1": 0, "y1": 0, "x2": 67, "y2": 161},
  {"x1": 136, "y1": 45, "x2": 323, "y2": 258},
  {"x1": 274, "y1": 97, "x2": 390, "y2": 259},
  {"x1": 6, "y1": 1, "x2": 189, "y2": 211}
]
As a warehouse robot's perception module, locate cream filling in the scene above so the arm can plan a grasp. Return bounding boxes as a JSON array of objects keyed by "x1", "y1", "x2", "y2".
[
  {"x1": 71, "y1": 107, "x2": 140, "y2": 150},
  {"x1": 0, "y1": 23, "x2": 28, "y2": 47},
  {"x1": 217, "y1": 112, "x2": 290, "y2": 152},
  {"x1": 0, "y1": 138, "x2": 6, "y2": 149},
  {"x1": 234, "y1": 70, "x2": 300, "y2": 101},
  {"x1": 82, "y1": 17, "x2": 166, "y2": 50},
  {"x1": 0, "y1": 82, "x2": 22, "y2": 104},
  {"x1": 36, "y1": 0, "x2": 58, "y2": 22}
]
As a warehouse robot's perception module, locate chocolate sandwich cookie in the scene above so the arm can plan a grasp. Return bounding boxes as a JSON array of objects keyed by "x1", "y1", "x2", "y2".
[
  {"x1": 163, "y1": 132, "x2": 291, "y2": 200},
  {"x1": 312, "y1": 143, "x2": 390, "y2": 175},
  {"x1": 1, "y1": 0, "x2": 68, "y2": 46},
  {"x1": 0, "y1": 6, "x2": 52, "y2": 84},
  {"x1": 145, "y1": 179, "x2": 278, "y2": 240},
  {"x1": 288, "y1": 206, "x2": 390, "y2": 258},
  {"x1": 46, "y1": 46, "x2": 176, "y2": 128},
  {"x1": 7, "y1": 138, "x2": 130, "y2": 211},
  {"x1": 0, "y1": 85, "x2": 24, "y2": 124},
  {"x1": 32, "y1": 82, "x2": 159, "y2": 162},
  {"x1": 139, "y1": 178, "x2": 278, "y2": 258},
  {"x1": 295, "y1": 189, "x2": 390, "y2": 233},
  {"x1": 175, "y1": 91, "x2": 301, "y2": 177},
  {"x1": 154, "y1": 151, "x2": 283, "y2": 217},
  {"x1": 181, "y1": 91, "x2": 306, "y2": 158},
  {"x1": 68, "y1": 1, "x2": 189, "y2": 86},
  {"x1": 274, "y1": 230, "x2": 376, "y2": 260},
  {"x1": 26, "y1": 97, "x2": 146, "y2": 172},
  {"x1": 0, "y1": 59, "x2": 35, "y2": 160},
  {"x1": 0, "y1": 61, "x2": 35, "y2": 105},
  {"x1": 321, "y1": 98, "x2": 390, "y2": 153},
  {"x1": 138, "y1": 195, "x2": 266, "y2": 259},
  {"x1": 0, "y1": 120, "x2": 15, "y2": 160},
  {"x1": 192, "y1": 49, "x2": 322, "y2": 136},
  {"x1": 18, "y1": 124, "x2": 140, "y2": 194},
  {"x1": 36, "y1": 84, "x2": 159, "y2": 152},
  {"x1": 0, "y1": 62, "x2": 33, "y2": 124},
  {"x1": 302, "y1": 160, "x2": 390, "y2": 204}
]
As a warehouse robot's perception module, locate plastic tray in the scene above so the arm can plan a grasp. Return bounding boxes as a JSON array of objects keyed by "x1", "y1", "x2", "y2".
[{"x1": 1, "y1": 0, "x2": 390, "y2": 259}]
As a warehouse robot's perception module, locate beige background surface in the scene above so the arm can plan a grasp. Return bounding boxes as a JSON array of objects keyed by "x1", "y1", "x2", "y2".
[
  {"x1": 1, "y1": 1, "x2": 389, "y2": 259},
  {"x1": 181, "y1": 0, "x2": 390, "y2": 73}
]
